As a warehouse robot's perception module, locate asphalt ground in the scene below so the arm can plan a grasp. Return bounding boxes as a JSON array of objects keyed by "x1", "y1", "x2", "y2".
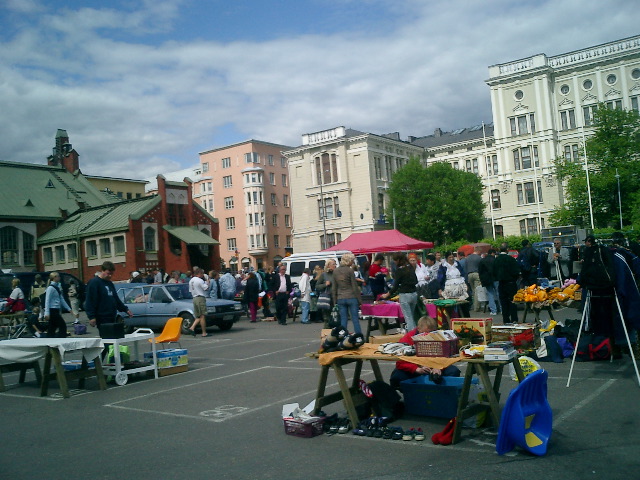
[{"x1": 1, "y1": 307, "x2": 639, "y2": 480}]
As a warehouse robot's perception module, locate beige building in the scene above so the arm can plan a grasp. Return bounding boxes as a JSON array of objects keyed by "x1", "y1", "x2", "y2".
[
  {"x1": 284, "y1": 127, "x2": 424, "y2": 252},
  {"x1": 86, "y1": 175, "x2": 147, "y2": 200},
  {"x1": 198, "y1": 140, "x2": 293, "y2": 271},
  {"x1": 484, "y1": 34, "x2": 640, "y2": 235}
]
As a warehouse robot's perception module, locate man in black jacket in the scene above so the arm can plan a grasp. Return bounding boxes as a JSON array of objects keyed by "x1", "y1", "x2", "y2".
[
  {"x1": 269, "y1": 265, "x2": 292, "y2": 325},
  {"x1": 478, "y1": 249, "x2": 499, "y2": 316},
  {"x1": 493, "y1": 243, "x2": 521, "y2": 324},
  {"x1": 85, "y1": 261, "x2": 132, "y2": 337}
]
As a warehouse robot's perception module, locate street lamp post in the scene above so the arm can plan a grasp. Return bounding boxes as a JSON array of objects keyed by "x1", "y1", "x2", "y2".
[{"x1": 319, "y1": 172, "x2": 328, "y2": 250}]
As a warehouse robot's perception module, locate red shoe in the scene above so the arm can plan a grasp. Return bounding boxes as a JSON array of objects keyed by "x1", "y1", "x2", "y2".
[{"x1": 438, "y1": 418, "x2": 457, "y2": 446}]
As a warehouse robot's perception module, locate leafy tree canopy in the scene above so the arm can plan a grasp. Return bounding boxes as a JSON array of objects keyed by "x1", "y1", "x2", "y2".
[
  {"x1": 551, "y1": 105, "x2": 640, "y2": 228},
  {"x1": 387, "y1": 159, "x2": 485, "y2": 244}
]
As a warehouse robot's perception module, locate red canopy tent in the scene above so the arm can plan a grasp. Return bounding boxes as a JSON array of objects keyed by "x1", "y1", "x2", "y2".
[{"x1": 323, "y1": 229, "x2": 434, "y2": 254}]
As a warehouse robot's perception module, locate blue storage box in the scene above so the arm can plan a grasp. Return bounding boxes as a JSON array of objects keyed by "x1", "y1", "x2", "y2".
[
  {"x1": 400, "y1": 376, "x2": 478, "y2": 418},
  {"x1": 62, "y1": 360, "x2": 95, "y2": 371},
  {"x1": 144, "y1": 348, "x2": 188, "y2": 368}
]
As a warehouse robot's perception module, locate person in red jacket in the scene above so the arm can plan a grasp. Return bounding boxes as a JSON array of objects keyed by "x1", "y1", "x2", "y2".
[{"x1": 390, "y1": 316, "x2": 461, "y2": 389}]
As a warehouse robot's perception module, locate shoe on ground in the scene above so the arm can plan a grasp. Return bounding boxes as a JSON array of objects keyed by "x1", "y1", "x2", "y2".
[
  {"x1": 402, "y1": 428, "x2": 415, "y2": 441},
  {"x1": 414, "y1": 428, "x2": 425, "y2": 441}
]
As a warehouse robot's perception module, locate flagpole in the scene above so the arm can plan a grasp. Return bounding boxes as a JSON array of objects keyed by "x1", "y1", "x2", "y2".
[
  {"x1": 529, "y1": 127, "x2": 543, "y2": 234},
  {"x1": 580, "y1": 126, "x2": 595, "y2": 229}
]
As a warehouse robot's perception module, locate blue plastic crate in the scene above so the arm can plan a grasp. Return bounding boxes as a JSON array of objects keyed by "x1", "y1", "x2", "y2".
[{"x1": 400, "y1": 376, "x2": 478, "y2": 418}]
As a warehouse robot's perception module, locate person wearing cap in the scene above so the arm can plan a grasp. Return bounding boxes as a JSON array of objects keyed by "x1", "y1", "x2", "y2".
[{"x1": 129, "y1": 271, "x2": 144, "y2": 283}]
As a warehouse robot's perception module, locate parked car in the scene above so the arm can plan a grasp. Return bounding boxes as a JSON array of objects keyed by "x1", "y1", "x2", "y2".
[
  {"x1": 115, "y1": 282, "x2": 243, "y2": 334},
  {"x1": 0, "y1": 271, "x2": 84, "y2": 306}
]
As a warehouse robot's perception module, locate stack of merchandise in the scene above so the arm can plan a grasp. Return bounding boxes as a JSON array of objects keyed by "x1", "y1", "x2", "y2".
[{"x1": 483, "y1": 341, "x2": 516, "y2": 361}]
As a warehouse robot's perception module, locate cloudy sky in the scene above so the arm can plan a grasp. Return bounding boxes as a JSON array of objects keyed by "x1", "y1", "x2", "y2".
[{"x1": 1, "y1": 0, "x2": 637, "y2": 179}]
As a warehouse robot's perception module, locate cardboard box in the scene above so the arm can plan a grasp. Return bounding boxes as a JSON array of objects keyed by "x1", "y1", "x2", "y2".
[
  {"x1": 369, "y1": 333, "x2": 404, "y2": 344},
  {"x1": 144, "y1": 348, "x2": 188, "y2": 369},
  {"x1": 450, "y1": 318, "x2": 492, "y2": 345},
  {"x1": 400, "y1": 376, "x2": 478, "y2": 418},
  {"x1": 157, "y1": 364, "x2": 188, "y2": 376},
  {"x1": 492, "y1": 324, "x2": 537, "y2": 350}
]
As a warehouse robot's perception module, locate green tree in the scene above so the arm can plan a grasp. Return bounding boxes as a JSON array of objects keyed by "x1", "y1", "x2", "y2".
[
  {"x1": 387, "y1": 159, "x2": 485, "y2": 244},
  {"x1": 551, "y1": 105, "x2": 640, "y2": 228}
]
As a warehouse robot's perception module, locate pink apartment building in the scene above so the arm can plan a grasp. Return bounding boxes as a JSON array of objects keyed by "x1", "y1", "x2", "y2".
[{"x1": 198, "y1": 140, "x2": 293, "y2": 272}]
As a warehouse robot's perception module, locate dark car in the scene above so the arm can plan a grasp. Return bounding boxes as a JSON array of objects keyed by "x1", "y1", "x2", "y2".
[
  {"x1": 0, "y1": 271, "x2": 84, "y2": 307},
  {"x1": 115, "y1": 282, "x2": 243, "y2": 334}
]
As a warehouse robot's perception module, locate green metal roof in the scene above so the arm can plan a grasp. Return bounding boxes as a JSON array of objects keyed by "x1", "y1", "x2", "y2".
[
  {"x1": 38, "y1": 196, "x2": 160, "y2": 244},
  {"x1": 0, "y1": 161, "x2": 113, "y2": 220},
  {"x1": 163, "y1": 225, "x2": 219, "y2": 245}
]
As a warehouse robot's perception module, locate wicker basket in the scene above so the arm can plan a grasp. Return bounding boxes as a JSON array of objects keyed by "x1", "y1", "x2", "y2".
[{"x1": 413, "y1": 338, "x2": 458, "y2": 357}]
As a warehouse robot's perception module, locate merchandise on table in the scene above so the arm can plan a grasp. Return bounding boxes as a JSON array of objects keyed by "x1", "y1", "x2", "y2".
[
  {"x1": 492, "y1": 324, "x2": 538, "y2": 350},
  {"x1": 412, "y1": 330, "x2": 458, "y2": 357},
  {"x1": 144, "y1": 348, "x2": 188, "y2": 368},
  {"x1": 62, "y1": 360, "x2": 95, "y2": 371},
  {"x1": 450, "y1": 318, "x2": 492, "y2": 346},
  {"x1": 400, "y1": 376, "x2": 478, "y2": 418}
]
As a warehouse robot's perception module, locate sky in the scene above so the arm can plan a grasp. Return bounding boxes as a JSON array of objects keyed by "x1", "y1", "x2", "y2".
[{"x1": 0, "y1": 0, "x2": 638, "y2": 180}]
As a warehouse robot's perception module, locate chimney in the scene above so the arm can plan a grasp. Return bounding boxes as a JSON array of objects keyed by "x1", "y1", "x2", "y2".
[{"x1": 434, "y1": 128, "x2": 443, "y2": 137}]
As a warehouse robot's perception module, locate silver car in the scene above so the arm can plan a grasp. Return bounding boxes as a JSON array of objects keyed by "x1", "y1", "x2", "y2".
[{"x1": 116, "y1": 283, "x2": 243, "y2": 334}]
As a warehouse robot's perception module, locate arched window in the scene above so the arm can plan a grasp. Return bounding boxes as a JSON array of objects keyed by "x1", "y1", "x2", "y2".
[
  {"x1": 0, "y1": 226, "x2": 19, "y2": 265},
  {"x1": 144, "y1": 226, "x2": 156, "y2": 251}
]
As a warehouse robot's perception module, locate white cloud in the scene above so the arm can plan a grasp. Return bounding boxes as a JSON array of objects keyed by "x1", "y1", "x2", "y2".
[{"x1": 0, "y1": 0, "x2": 637, "y2": 179}]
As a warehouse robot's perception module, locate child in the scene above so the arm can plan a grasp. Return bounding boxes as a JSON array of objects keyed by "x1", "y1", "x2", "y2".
[{"x1": 26, "y1": 297, "x2": 47, "y2": 338}]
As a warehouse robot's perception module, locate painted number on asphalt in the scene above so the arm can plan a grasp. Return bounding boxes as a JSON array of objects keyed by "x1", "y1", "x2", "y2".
[{"x1": 199, "y1": 405, "x2": 249, "y2": 421}]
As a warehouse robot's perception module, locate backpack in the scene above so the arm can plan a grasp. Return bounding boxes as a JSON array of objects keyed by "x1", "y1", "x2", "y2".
[
  {"x1": 368, "y1": 380, "x2": 404, "y2": 420},
  {"x1": 576, "y1": 334, "x2": 610, "y2": 361}
]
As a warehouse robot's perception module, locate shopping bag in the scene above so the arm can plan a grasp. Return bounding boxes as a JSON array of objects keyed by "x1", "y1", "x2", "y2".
[{"x1": 316, "y1": 292, "x2": 332, "y2": 311}]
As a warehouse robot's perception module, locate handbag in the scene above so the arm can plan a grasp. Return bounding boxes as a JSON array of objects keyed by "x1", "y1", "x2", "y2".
[{"x1": 316, "y1": 292, "x2": 332, "y2": 311}]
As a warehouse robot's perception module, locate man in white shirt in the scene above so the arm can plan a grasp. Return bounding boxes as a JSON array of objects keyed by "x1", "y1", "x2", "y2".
[{"x1": 188, "y1": 266, "x2": 210, "y2": 337}]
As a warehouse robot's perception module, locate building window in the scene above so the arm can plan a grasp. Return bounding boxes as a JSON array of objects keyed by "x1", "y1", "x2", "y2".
[
  {"x1": 144, "y1": 227, "x2": 156, "y2": 251},
  {"x1": 286, "y1": 235, "x2": 292, "y2": 247},
  {"x1": 55, "y1": 245, "x2": 65, "y2": 263},
  {"x1": 453, "y1": 161, "x2": 459, "y2": 170},
  {"x1": 560, "y1": 109, "x2": 576, "y2": 130},
  {"x1": 167, "y1": 203, "x2": 186, "y2": 227},
  {"x1": 226, "y1": 217, "x2": 235, "y2": 230},
  {"x1": 516, "y1": 182, "x2": 539, "y2": 205},
  {"x1": 116, "y1": 192, "x2": 123, "y2": 198},
  {"x1": 509, "y1": 114, "x2": 535, "y2": 136},
  {"x1": 465, "y1": 159, "x2": 471, "y2": 172},
  {"x1": 100, "y1": 238, "x2": 111, "y2": 257},
  {"x1": 269, "y1": 172, "x2": 275, "y2": 185},
  {"x1": 513, "y1": 146, "x2": 539, "y2": 170},
  {"x1": 274, "y1": 235, "x2": 280, "y2": 248},
  {"x1": 315, "y1": 152, "x2": 338, "y2": 184},
  {"x1": 270, "y1": 193, "x2": 277, "y2": 206},
  {"x1": 320, "y1": 233, "x2": 341, "y2": 249},
  {"x1": 283, "y1": 194, "x2": 289, "y2": 207},
  {"x1": 284, "y1": 214, "x2": 291, "y2": 227},
  {"x1": 114, "y1": 236, "x2": 125, "y2": 255},
  {"x1": 23, "y1": 231, "x2": 34, "y2": 265},
  {"x1": 560, "y1": 84, "x2": 570, "y2": 95},
  {"x1": 126, "y1": 192, "x2": 132, "y2": 200},
  {"x1": 67, "y1": 243, "x2": 77, "y2": 262},
  {"x1": 281, "y1": 157, "x2": 286, "y2": 168},
  {"x1": 537, "y1": 180, "x2": 543, "y2": 203},
  {"x1": 222, "y1": 175, "x2": 232, "y2": 188},
  {"x1": 0, "y1": 226, "x2": 19, "y2": 265},
  {"x1": 491, "y1": 189, "x2": 501, "y2": 209},
  {"x1": 374, "y1": 156, "x2": 382, "y2": 180},
  {"x1": 87, "y1": 240, "x2": 98, "y2": 257},
  {"x1": 247, "y1": 214, "x2": 253, "y2": 227},
  {"x1": 519, "y1": 219, "x2": 527, "y2": 236},
  {"x1": 606, "y1": 74, "x2": 617, "y2": 85},
  {"x1": 318, "y1": 196, "x2": 340, "y2": 220},
  {"x1": 222, "y1": 157, "x2": 231, "y2": 168},
  {"x1": 281, "y1": 174, "x2": 287, "y2": 187},
  {"x1": 527, "y1": 218, "x2": 539, "y2": 235},
  {"x1": 43, "y1": 247, "x2": 53, "y2": 265},
  {"x1": 272, "y1": 214, "x2": 278, "y2": 227},
  {"x1": 564, "y1": 144, "x2": 579, "y2": 162},
  {"x1": 227, "y1": 238, "x2": 236, "y2": 251},
  {"x1": 486, "y1": 155, "x2": 498, "y2": 175},
  {"x1": 473, "y1": 159, "x2": 479, "y2": 174},
  {"x1": 494, "y1": 225, "x2": 504, "y2": 237},
  {"x1": 583, "y1": 79, "x2": 593, "y2": 90},
  {"x1": 632, "y1": 96, "x2": 639, "y2": 112},
  {"x1": 268, "y1": 154, "x2": 274, "y2": 166},
  {"x1": 202, "y1": 162, "x2": 209, "y2": 172},
  {"x1": 246, "y1": 192, "x2": 252, "y2": 206},
  {"x1": 136, "y1": 193, "x2": 141, "y2": 198},
  {"x1": 208, "y1": 199, "x2": 213, "y2": 212},
  {"x1": 606, "y1": 99, "x2": 622, "y2": 110},
  {"x1": 583, "y1": 105, "x2": 597, "y2": 126},
  {"x1": 224, "y1": 196, "x2": 234, "y2": 209},
  {"x1": 245, "y1": 152, "x2": 259, "y2": 163}
]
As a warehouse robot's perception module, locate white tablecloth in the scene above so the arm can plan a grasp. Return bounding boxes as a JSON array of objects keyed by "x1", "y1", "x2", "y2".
[{"x1": 0, "y1": 337, "x2": 103, "y2": 365}]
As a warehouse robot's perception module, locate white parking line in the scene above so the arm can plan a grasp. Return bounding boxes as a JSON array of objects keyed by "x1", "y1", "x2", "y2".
[{"x1": 554, "y1": 378, "x2": 617, "y2": 427}]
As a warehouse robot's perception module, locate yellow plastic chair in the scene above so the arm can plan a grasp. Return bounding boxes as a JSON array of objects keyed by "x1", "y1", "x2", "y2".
[{"x1": 149, "y1": 317, "x2": 183, "y2": 349}]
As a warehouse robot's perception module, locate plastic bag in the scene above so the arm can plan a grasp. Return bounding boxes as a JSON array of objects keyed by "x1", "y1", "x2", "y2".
[{"x1": 509, "y1": 356, "x2": 541, "y2": 382}]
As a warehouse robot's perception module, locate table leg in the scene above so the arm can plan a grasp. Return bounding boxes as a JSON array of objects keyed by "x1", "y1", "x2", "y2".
[
  {"x1": 313, "y1": 365, "x2": 330, "y2": 415},
  {"x1": 522, "y1": 303, "x2": 529, "y2": 323},
  {"x1": 332, "y1": 361, "x2": 360, "y2": 428},
  {"x1": 511, "y1": 357, "x2": 525, "y2": 382},
  {"x1": 452, "y1": 363, "x2": 475, "y2": 444},
  {"x1": 476, "y1": 364, "x2": 501, "y2": 428},
  {"x1": 50, "y1": 348, "x2": 71, "y2": 398},
  {"x1": 352, "y1": 361, "x2": 363, "y2": 390},
  {"x1": 93, "y1": 356, "x2": 107, "y2": 391},
  {"x1": 378, "y1": 318, "x2": 388, "y2": 335},
  {"x1": 365, "y1": 316, "x2": 373, "y2": 341},
  {"x1": 370, "y1": 359, "x2": 384, "y2": 382},
  {"x1": 40, "y1": 350, "x2": 52, "y2": 396}
]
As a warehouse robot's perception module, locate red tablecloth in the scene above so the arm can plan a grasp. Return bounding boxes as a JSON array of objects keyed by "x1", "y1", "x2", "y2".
[{"x1": 360, "y1": 302, "x2": 404, "y2": 319}]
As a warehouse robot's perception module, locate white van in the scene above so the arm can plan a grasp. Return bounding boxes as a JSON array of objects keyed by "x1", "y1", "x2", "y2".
[{"x1": 282, "y1": 251, "x2": 354, "y2": 284}]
